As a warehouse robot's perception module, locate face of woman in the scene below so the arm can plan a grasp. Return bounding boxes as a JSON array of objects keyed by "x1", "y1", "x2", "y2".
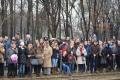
[
  {"x1": 12, "y1": 43, "x2": 16, "y2": 49},
  {"x1": 80, "y1": 44, "x2": 83, "y2": 48},
  {"x1": 28, "y1": 44, "x2": 33, "y2": 49}
]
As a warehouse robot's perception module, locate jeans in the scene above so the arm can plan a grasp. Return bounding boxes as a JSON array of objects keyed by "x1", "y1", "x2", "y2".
[
  {"x1": 52, "y1": 59, "x2": 58, "y2": 67},
  {"x1": 62, "y1": 63, "x2": 71, "y2": 74},
  {"x1": 18, "y1": 64, "x2": 25, "y2": 75},
  {"x1": 68, "y1": 63, "x2": 75, "y2": 73},
  {"x1": 90, "y1": 58, "x2": 97, "y2": 73}
]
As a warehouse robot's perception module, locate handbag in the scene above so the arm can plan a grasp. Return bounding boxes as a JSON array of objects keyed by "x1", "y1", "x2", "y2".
[{"x1": 30, "y1": 59, "x2": 39, "y2": 65}]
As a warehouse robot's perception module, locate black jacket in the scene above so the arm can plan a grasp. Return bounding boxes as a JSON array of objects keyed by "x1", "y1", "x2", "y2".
[{"x1": 18, "y1": 47, "x2": 27, "y2": 64}]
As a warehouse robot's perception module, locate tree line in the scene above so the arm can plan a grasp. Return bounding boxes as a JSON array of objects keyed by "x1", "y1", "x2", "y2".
[{"x1": 0, "y1": 0, "x2": 120, "y2": 40}]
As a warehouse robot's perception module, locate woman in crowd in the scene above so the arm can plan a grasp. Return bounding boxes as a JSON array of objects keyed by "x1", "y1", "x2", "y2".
[
  {"x1": 59, "y1": 41, "x2": 71, "y2": 75},
  {"x1": 0, "y1": 42, "x2": 5, "y2": 77},
  {"x1": 34, "y1": 40, "x2": 44, "y2": 76},
  {"x1": 76, "y1": 43, "x2": 87, "y2": 73},
  {"x1": 67, "y1": 40, "x2": 76, "y2": 73},
  {"x1": 18, "y1": 41, "x2": 27, "y2": 77},
  {"x1": 6, "y1": 43, "x2": 18, "y2": 77},
  {"x1": 27, "y1": 43, "x2": 36, "y2": 76},
  {"x1": 43, "y1": 41, "x2": 53, "y2": 75},
  {"x1": 51, "y1": 41, "x2": 60, "y2": 75}
]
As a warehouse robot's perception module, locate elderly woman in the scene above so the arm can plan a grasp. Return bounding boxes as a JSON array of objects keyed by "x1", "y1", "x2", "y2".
[
  {"x1": 43, "y1": 41, "x2": 53, "y2": 75},
  {"x1": 18, "y1": 41, "x2": 27, "y2": 77},
  {"x1": 0, "y1": 42, "x2": 5, "y2": 77},
  {"x1": 76, "y1": 43, "x2": 87, "y2": 73}
]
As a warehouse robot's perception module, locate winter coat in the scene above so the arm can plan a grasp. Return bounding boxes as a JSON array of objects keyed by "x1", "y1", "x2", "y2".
[
  {"x1": 6, "y1": 48, "x2": 18, "y2": 64},
  {"x1": 18, "y1": 47, "x2": 27, "y2": 64},
  {"x1": 35, "y1": 47, "x2": 44, "y2": 64},
  {"x1": 84, "y1": 44, "x2": 92, "y2": 56},
  {"x1": 51, "y1": 48, "x2": 60, "y2": 59},
  {"x1": 101, "y1": 46, "x2": 110, "y2": 64},
  {"x1": 0, "y1": 47, "x2": 4, "y2": 63},
  {"x1": 76, "y1": 47, "x2": 87, "y2": 64},
  {"x1": 4, "y1": 39, "x2": 11, "y2": 51},
  {"x1": 43, "y1": 46, "x2": 53, "y2": 67},
  {"x1": 67, "y1": 54, "x2": 76, "y2": 63},
  {"x1": 91, "y1": 44, "x2": 100, "y2": 58}
]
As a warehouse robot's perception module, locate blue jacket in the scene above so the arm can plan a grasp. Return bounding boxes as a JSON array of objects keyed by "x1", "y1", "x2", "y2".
[{"x1": 84, "y1": 44, "x2": 92, "y2": 56}]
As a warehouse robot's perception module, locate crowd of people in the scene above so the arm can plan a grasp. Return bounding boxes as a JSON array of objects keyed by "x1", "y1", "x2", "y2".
[{"x1": 0, "y1": 33, "x2": 120, "y2": 78}]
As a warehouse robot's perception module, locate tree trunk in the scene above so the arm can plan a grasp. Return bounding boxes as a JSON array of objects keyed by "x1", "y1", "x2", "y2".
[
  {"x1": 35, "y1": 0, "x2": 39, "y2": 39},
  {"x1": 27, "y1": 0, "x2": 32, "y2": 34},
  {"x1": 93, "y1": 0, "x2": 97, "y2": 34},
  {"x1": 80, "y1": 0, "x2": 89, "y2": 40},
  {"x1": 13, "y1": 0, "x2": 16, "y2": 36},
  {"x1": 65, "y1": 0, "x2": 70, "y2": 37},
  {"x1": 1, "y1": 0, "x2": 8, "y2": 37},
  {"x1": 20, "y1": 0, "x2": 23, "y2": 38},
  {"x1": 10, "y1": 0, "x2": 14, "y2": 38}
]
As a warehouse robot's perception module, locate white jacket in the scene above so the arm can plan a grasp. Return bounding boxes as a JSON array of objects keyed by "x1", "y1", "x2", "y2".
[{"x1": 76, "y1": 47, "x2": 87, "y2": 64}]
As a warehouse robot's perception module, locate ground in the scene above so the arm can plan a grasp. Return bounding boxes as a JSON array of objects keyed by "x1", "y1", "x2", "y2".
[{"x1": 1, "y1": 72, "x2": 120, "y2": 80}]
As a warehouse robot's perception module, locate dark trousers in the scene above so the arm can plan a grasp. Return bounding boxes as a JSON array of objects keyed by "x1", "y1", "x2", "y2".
[
  {"x1": 86, "y1": 56, "x2": 90, "y2": 71},
  {"x1": 8, "y1": 63, "x2": 17, "y2": 77},
  {"x1": 90, "y1": 58, "x2": 97, "y2": 73},
  {"x1": 68, "y1": 63, "x2": 75, "y2": 73},
  {"x1": 0, "y1": 63, "x2": 4, "y2": 76},
  {"x1": 107, "y1": 57, "x2": 114, "y2": 70},
  {"x1": 116, "y1": 55, "x2": 120, "y2": 69},
  {"x1": 78, "y1": 64, "x2": 85, "y2": 72},
  {"x1": 34, "y1": 64, "x2": 42, "y2": 75},
  {"x1": 25, "y1": 65, "x2": 30, "y2": 75}
]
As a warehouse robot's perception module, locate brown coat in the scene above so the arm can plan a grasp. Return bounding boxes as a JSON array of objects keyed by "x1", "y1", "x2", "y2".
[
  {"x1": 43, "y1": 46, "x2": 53, "y2": 67},
  {"x1": 27, "y1": 48, "x2": 36, "y2": 58},
  {"x1": 91, "y1": 44, "x2": 100, "y2": 57},
  {"x1": 35, "y1": 47, "x2": 44, "y2": 64},
  {"x1": 0, "y1": 47, "x2": 4, "y2": 63}
]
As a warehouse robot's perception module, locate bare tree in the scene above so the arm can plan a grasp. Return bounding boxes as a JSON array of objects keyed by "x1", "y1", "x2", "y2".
[{"x1": 1, "y1": 0, "x2": 8, "y2": 37}]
